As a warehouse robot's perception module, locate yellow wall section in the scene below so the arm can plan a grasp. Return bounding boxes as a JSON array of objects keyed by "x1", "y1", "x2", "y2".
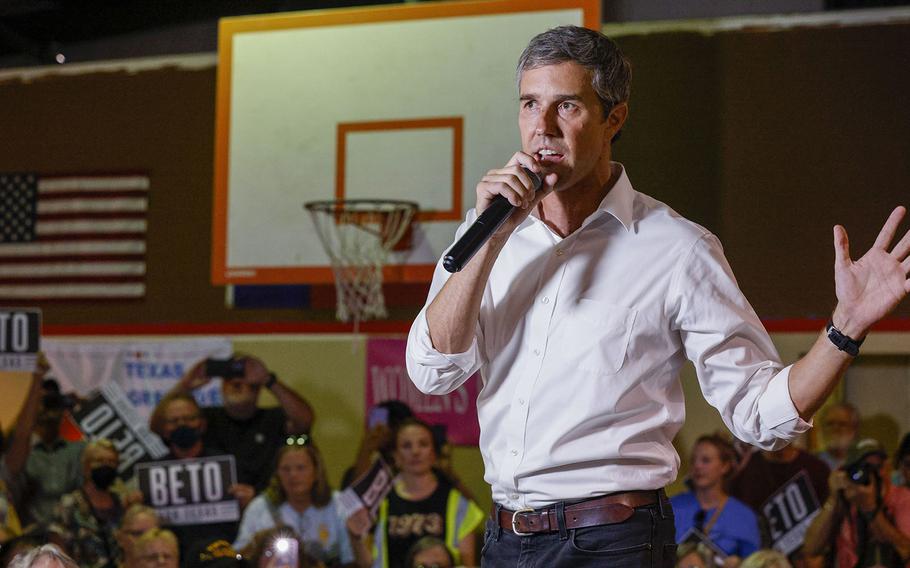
[{"x1": 3, "y1": 331, "x2": 907, "y2": 514}]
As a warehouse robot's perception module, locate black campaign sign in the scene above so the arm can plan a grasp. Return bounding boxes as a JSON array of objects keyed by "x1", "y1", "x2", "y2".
[
  {"x1": 72, "y1": 383, "x2": 168, "y2": 478},
  {"x1": 338, "y1": 458, "x2": 394, "y2": 520},
  {"x1": 136, "y1": 455, "x2": 240, "y2": 525},
  {"x1": 0, "y1": 309, "x2": 40, "y2": 371},
  {"x1": 761, "y1": 470, "x2": 822, "y2": 556}
]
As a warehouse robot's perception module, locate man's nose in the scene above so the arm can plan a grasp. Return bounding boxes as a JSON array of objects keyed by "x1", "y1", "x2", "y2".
[{"x1": 534, "y1": 105, "x2": 559, "y2": 136}]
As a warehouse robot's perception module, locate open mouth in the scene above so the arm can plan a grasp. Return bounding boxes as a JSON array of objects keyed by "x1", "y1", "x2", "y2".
[{"x1": 536, "y1": 148, "x2": 564, "y2": 163}]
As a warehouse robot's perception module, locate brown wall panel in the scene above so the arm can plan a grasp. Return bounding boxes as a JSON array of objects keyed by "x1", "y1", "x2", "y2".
[
  {"x1": 1, "y1": 18, "x2": 908, "y2": 327},
  {"x1": 716, "y1": 23, "x2": 910, "y2": 320}
]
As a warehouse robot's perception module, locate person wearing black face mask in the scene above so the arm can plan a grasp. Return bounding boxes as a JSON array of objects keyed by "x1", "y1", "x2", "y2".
[
  {"x1": 47, "y1": 439, "x2": 126, "y2": 568},
  {"x1": 148, "y1": 392, "x2": 254, "y2": 561}
]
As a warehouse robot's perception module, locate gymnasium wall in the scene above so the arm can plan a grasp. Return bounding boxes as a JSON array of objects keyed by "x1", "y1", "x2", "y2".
[{"x1": 1, "y1": 13, "x2": 909, "y2": 510}]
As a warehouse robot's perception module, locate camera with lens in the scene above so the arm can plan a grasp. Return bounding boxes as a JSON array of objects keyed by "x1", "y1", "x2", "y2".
[{"x1": 845, "y1": 460, "x2": 876, "y2": 486}]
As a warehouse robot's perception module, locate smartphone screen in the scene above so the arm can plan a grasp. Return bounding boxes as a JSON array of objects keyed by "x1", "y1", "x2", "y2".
[
  {"x1": 368, "y1": 406, "x2": 390, "y2": 429},
  {"x1": 267, "y1": 536, "x2": 299, "y2": 568},
  {"x1": 204, "y1": 358, "x2": 245, "y2": 378}
]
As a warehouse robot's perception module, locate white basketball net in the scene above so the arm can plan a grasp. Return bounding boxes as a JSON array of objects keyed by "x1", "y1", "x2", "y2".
[{"x1": 305, "y1": 200, "x2": 417, "y2": 326}]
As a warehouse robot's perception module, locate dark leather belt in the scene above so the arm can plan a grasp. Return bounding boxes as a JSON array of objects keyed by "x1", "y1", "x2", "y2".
[{"x1": 496, "y1": 489, "x2": 667, "y2": 535}]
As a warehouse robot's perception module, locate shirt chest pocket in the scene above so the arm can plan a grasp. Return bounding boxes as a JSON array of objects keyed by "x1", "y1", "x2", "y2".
[{"x1": 557, "y1": 299, "x2": 637, "y2": 375}]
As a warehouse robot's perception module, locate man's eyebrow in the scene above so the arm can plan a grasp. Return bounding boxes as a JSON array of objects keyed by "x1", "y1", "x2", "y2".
[{"x1": 519, "y1": 93, "x2": 584, "y2": 102}]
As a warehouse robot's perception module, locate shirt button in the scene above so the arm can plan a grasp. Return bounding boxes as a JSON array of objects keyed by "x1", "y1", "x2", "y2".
[
  {"x1": 555, "y1": 249, "x2": 564, "y2": 256},
  {"x1": 511, "y1": 449, "x2": 518, "y2": 456},
  {"x1": 533, "y1": 348, "x2": 540, "y2": 356},
  {"x1": 510, "y1": 493, "x2": 519, "y2": 500},
  {"x1": 518, "y1": 398, "x2": 525, "y2": 405},
  {"x1": 541, "y1": 296, "x2": 550, "y2": 304}
]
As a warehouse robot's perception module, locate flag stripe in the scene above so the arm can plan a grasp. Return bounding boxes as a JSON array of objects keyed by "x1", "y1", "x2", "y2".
[
  {"x1": 0, "y1": 240, "x2": 145, "y2": 256},
  {"x1": 37, "y1": 197, "x2": 148, "y2": 213},
  {"x1": 31, "y1": 232, "x2": 147, "y2": 242},
  {"x1": 1, "y1": 262, "x2": 145, "y2": 277},
  {"x1": 38, "y1": 177, "x2": 150, "y2": 192},
  {"x1": 35, "y1": 219, "x2": 147, "y2": 235},
  {"x1": 37, "y1": 211, "x2": 148, "y2": 221},
  {"x1": 0, "y1": 275, "x2": 145, "y2": 285},
  {"x1": 0, "y1": 283, "x2": 145, "y2": 299},
  {"x1": 0, "y1": 173, "x2": 149, "y2": 302},
  {"x1": 38, "y1": 190, "x2": 149, "y2": 201},
  {"x1": 0, "y1": 254, "x2": 145, "y2": 264}
]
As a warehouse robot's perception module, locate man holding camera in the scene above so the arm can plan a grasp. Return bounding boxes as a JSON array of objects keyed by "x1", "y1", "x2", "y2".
[
  {"x1": 2, "y1": 359, "x2": 86, "y2": 528},
  {"x1": 804, "y1": 439, "x2": 910, "y2": 567},
  {"x1": 169, "y1": 354, "x2": 315, "y2": 492}
]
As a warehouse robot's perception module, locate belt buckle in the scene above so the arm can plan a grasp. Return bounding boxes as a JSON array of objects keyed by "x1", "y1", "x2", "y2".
[{"x1": 511, "y1": 507, "x2": 535, "y2": 536}]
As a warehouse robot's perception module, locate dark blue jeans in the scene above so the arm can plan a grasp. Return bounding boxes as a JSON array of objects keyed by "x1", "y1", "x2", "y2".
[{"x1": 481, "y1": 500, "x2": 676, "y2": 567}]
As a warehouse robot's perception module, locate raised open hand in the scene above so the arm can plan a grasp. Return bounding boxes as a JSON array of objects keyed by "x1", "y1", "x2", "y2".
[
  {"x1": 832, "y1": 206, "x2": 910, "y2": 338},
  {"x1": 178, "y1": 359, "x2": 212, "y2": 392}
]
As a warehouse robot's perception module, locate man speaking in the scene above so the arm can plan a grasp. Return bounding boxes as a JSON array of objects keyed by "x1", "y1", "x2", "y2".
[{"x1": 405, "y1": 25, "x2": 910, "y2": 567}]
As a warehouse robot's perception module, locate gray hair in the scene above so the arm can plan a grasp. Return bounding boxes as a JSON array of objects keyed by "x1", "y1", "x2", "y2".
[
  {"x1": 821, "y1": 401, "x2": 860, "y2": 427},
  {"x1": 517, "y1": 25, "x2": 632, "y2": 119},
  {"x1": 9, "y1": 544, "x2": 79, "y2": 568}
]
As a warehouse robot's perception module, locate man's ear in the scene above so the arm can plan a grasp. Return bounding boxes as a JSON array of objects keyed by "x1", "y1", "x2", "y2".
[{"x1": 603, "y1": 102, "x2": 629, "y2": 142}]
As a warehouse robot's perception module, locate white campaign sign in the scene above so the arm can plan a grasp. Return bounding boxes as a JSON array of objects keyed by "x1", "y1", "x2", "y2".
[{"x1": 42, "y1": 337, "x2": 231, "y2": 420}]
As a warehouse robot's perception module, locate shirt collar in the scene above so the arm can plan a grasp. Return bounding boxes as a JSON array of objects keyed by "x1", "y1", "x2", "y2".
[
  {"x1": 522, "y1": 162, "x2": 636, "y2": 233},
  {"x1": 595, "y1": 163, "x2": 635, "y2": 232}
]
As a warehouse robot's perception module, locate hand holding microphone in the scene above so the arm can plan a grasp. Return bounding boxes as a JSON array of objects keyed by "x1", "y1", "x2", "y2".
[{"x1": 443, "y1": 155, "x2": 556, "y2": 273}]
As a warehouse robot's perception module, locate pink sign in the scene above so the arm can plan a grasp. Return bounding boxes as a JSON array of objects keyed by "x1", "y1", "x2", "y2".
[{"x1": 366, "y1": 337, "x2": 480, "y2": 446}]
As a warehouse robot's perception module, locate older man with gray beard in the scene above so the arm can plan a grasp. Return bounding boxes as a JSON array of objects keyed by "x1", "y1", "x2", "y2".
[{"x1": 169, "y1": 354, "x2": 314, "y2": 493}]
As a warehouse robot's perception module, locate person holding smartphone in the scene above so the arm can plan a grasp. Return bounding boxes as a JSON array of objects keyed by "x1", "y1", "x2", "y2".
[{"x1": 168, "y1": 354, "x2": 315, "y2": 493}]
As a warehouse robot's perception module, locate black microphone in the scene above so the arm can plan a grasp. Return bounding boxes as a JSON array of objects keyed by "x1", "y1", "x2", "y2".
[{"x1": 443, "y1": 167, "x2": 542, "y2": 273}]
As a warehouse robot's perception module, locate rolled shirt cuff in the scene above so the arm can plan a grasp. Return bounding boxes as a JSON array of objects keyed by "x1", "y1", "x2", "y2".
[{"x1": 759, "y1": 364, "x2": 812, "y2": 437}]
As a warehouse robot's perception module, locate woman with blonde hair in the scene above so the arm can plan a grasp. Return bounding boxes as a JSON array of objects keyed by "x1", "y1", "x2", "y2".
[
  {"x1": 234, "y1": 437, "x2": 368, "y2": 567},
  {"x1": 739, "y1": 549, "x2": 792, "y2": 568},
  {"x1": 115, "y1": 504, "x2": 160, "y2": 567},
  {"x1": 134, "y1": 528, "x2": 179, "y2": 568},
  {"x1": 48, "y1": 439, "x2": 127, "y2": 568}
]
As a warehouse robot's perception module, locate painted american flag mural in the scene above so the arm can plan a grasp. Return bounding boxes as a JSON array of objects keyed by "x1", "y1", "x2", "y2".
[{"x1": 0, "y1": 173, "x2": 149, "y2": 301}]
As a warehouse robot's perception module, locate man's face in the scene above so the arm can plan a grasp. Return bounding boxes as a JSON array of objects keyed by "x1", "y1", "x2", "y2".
[
  {"x1": 35, "y1": 407, "x2": 63, "y2": 439},
  {"x1": 161, "y1": 399, "x2": 203, "y2": 440},
  {"x1": 518, "y1": 61, "x2": 621, "y2": 193},
  {"x1": 822, "y1": 407, "x2": 857, "y2": 451},
  {"x1": 221, "y1": 378, "x2": 259, "y2": 418}
]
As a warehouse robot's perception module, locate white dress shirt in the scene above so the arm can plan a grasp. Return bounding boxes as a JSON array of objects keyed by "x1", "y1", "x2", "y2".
[{"x1": 406, "y1": 164, "x2": 810, "y2": 510}]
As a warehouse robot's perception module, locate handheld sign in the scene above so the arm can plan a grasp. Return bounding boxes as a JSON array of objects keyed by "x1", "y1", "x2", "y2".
[
  {"x1": 71, "y1": 382, "x2": 168, "y2": 478},
  {"x1": 0, "y1": 308, "x2": 40, "y2": 372},
  {"x1": 762, "y1": 471, "x2": 822, "y2": 556},
  {"x1": 338, "y1": 458, "x2": 394, "y2": 521},
  {"x1": 136, "y1": 455, "x2": 240, "y2": 525},
  {"x1": 679, "y1": 527, "x2": 728, "y2": 566}
]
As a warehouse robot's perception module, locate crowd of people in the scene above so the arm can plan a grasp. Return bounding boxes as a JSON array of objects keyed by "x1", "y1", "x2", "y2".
[
  {"x1": 1, "y1": 356, "x2": 908, "y2": 567},
  {"x1": 0, "y1": 355, "x2": 487, "y2": 567},
  {"x1": 672, "y1": 404, "x2": 910, "y2": 568}
]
